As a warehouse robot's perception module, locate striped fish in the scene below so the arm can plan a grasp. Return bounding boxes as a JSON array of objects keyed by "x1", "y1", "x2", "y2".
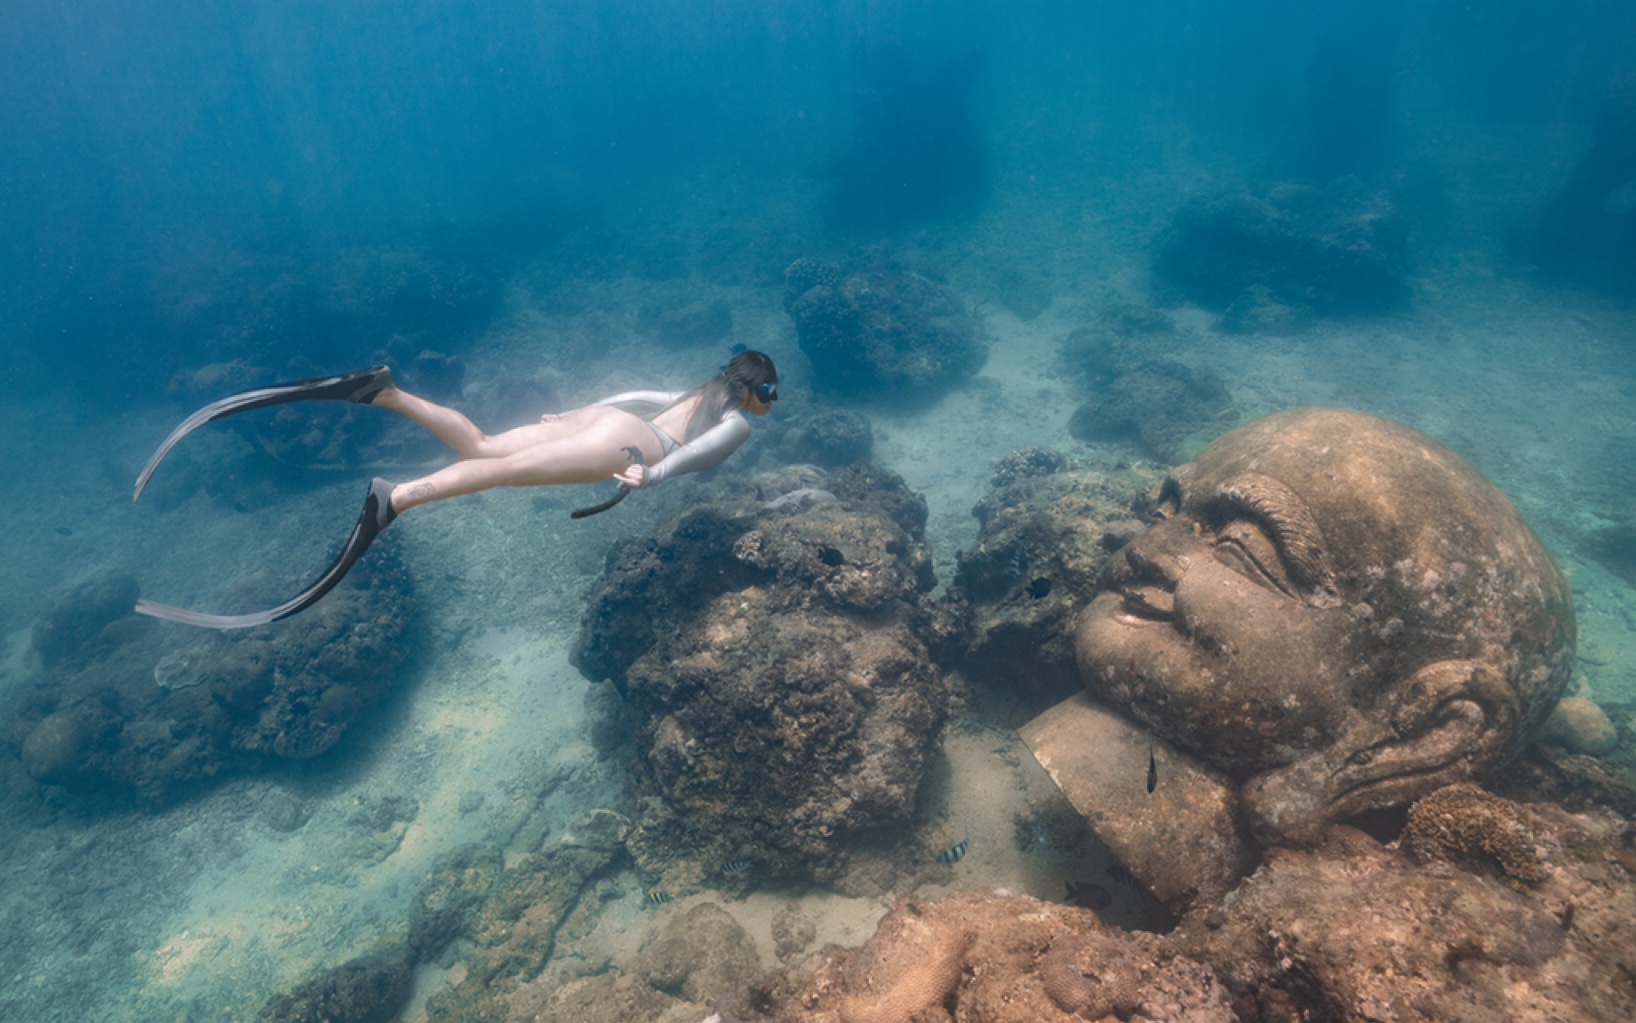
[
  {"x1": 722, "y1": 859, "x2": 754, "y2": 878},
  {"x1": 936, "y1": 829, "x2": 970, "y2": 865},
  {"x1": 646, "y1": 888, "x2": 673, "y2": 906}
]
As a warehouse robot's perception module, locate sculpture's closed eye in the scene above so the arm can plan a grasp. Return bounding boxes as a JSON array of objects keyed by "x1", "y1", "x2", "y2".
[{"x1": 1212, "y1": 518, "x2": 1300, "y2": 598}]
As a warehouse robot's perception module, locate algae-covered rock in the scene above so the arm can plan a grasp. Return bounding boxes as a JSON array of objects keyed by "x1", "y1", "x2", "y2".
[
  {"x1": 575, "y1": 464, "x2": 946, "y2": 884},
  {"x1": 942, "y1": 454, "x2": 1161, "y2": 716},
  {"x1": 423, "y1": 840, "x2": 621, "y2": 1023},
  {"x1": 257, "y1": 946, "x2": 411, "y2": 1023},
  {"x1": 631, "y1": 902, "x2": 762, "y2": 1004},
  {"x1": 8, "y1": 541, "x2": 414, "y2": 803},
  {"x1": 784, "y1": 255, "x2": 987, "y2": 401},
  {"x1": 30, "y1": 573, "x2": 140, "y2": 670},
  {"x1": 1540, "y1": 696, "x2": 1619, "y2": 757}
]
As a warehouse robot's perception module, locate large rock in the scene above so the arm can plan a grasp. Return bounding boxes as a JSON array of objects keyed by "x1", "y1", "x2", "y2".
[
  {"x1": 1055, "y1": 307, "x2": 1234, "y2": 461},
  {"x1": 784, "y1": 256, "x2": 987, "y2": 401},
  {"x1": 573, "y1": 464, "x2": 946, "y2": 884},
  {"x1": 940, "y1": 450, "x2": 1161, "y2": 717},
  {"x1": 1153, "y1": 177, "x2": 1409, "y2": 319},
  {"x1": 9, "y1": 541, "x2": 414, "y2": 803}
]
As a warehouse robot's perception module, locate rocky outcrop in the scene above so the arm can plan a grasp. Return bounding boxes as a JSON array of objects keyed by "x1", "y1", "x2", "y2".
[
  {"x1": 1153, "y1": 177, "x2": 1409, "y2": 320},
  {"x1": 783, "y1": 256, "x2": 986, "y2": 402},
  {"x1": 573, "y1": 464, "x2": 946, "y2": 885},
  {"x1": 940, "y1": 450, "x2": 1160, "y2": 716},
  {"x1": 7, "y1": 552, "x2": 414, "y2": 804}
]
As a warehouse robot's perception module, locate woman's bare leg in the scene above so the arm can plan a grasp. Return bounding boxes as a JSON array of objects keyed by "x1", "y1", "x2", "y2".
[
  {"x1": 389, "y1": 409, "x2": 657, "y2": 513},
  {"x1": 372, "y1": 386, "x2": 587, "y2": 459}
]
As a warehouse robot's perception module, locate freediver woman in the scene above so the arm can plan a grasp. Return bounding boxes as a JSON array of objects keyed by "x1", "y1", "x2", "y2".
[{"x1": 131, "y1": 350, "x2": 779, "y2": 629}]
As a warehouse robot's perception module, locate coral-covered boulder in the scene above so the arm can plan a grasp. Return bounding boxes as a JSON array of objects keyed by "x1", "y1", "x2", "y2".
[
  {"x1": 1056, "y1": 308, "x2": 1234, "y2": 462},
  {"x1": 573, "y1": 464, "x2": 946, "y2": 883},
  {"x1": 784, "y1": 256, "x2": 987, "y2": 401},
  {"x1": 7, "y1": 543, "x2": 414, "y2": 804},
  {"x1": 1153, "y1": 177, "x2": 1409, "y2": 319},
  {"x1": 776, "y1": 407, "x2": 875, "y2": 468},
  {"x1": 1066, "y1": 360, "x2": 1232, "y2": 462},
  {"x1": 941, "y1": 450, "x2": 1160, "y2": 716}
]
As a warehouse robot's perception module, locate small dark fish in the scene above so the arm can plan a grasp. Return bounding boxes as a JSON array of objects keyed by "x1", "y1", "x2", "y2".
[
  {"x1": 1064, "y1": 880, "x2": 1111, "y2": 911},
  {"x1": 1105, "y1": 862, "x2": 1139, "y2": 888},
  {"x1": 646, "y1": 888, "x2": 673, "y2": 906},
  {"x1": 55, "y1": 526, "x2": 72, "y2": 537},
  {"x1": 1147, "y1": 746, "x2": 1157, "y2": 794},
  {"x1": 936, "y1": 831, "x2": 969, "y2": 865},
  {"x1": 730, "y1": 342, "x2": 748, "y2": 354},
  {"x1": 722, "y1": 859, "x2": 754, "y2": 878}
]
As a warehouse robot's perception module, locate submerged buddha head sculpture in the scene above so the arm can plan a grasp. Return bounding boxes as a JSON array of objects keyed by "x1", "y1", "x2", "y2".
[{"x1": 1076, "y1": 408, "x2": 1575, "y2": 847}]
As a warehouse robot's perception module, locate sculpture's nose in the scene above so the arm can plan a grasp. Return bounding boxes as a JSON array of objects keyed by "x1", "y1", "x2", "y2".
[{"x1": 1123, "y1": 542, "x2": 1188, "y2": 590}]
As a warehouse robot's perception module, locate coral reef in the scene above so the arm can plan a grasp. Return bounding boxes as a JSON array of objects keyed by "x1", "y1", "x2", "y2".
[
  {"x1": 837, "y1": 902, "x2": 971, "y2": 1023},
  {"x1": 29, "y1": 574, "x2": 141, "y2": 670},
  {"x1": 572, "y1": 464, "x2": 946, "y2": 884},
  {"x1": 6, "y1": 547, "x2": 414, "y2": 804},
  {"x1": 783, "y1": 256, "x2": 987, "y2": 402},
  {"x1": 1066, "y1": 360, "x2": 1232, "y2": 462},
  {"x1": 767, "y1": 800, "x2": 1636, "y2": 1023},
  {"x1": 630, "y1": 903, "x2": 763, "y2": 1004},
  {"x1": 408, "y1": 844, "x2": 505, "y2": 965},
  {"x1": 419, "y1": 815, "x2": 628, "y2": 1023},
  {"x1": 1405, "y1": 783, "x2": 1550, "y2": 886},
  {"x1": 518, "y1": 974, "x2": 688, "y2": 1023},
  {"x1": 506, "y1": 900, "x2": 767, "y2": 1023},
  {"x1": 1152, "y1": 177, "x2": 1408, "y2": 320}
]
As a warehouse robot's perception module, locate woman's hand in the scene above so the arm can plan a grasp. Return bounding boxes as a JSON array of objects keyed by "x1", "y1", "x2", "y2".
[{"x1": 613, "y1": 464, "x2": 646, "y2": 488}]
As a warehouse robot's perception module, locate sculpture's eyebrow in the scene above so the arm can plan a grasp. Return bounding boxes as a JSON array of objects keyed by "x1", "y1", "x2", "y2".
[{"x1": 1210, "y1": 473, "x2": 1337, "y2": 597}]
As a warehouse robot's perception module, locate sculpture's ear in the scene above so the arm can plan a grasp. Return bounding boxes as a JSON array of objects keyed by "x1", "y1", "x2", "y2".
[{"x1": 1242, "y1": 660, "x2": 1517, "y2": 848}]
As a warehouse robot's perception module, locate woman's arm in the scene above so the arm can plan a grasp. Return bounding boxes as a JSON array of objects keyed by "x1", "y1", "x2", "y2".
[{"x1": 617, "y1": 411, "x2": 750, "y2": 487}]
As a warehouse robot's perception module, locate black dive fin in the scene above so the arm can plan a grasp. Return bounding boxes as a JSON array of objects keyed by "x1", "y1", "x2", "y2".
[
  {"x1": 135, "y1": 478, "x2": 398, "y2": 630},
  {"x1": 134, "y1": 365, "x2": 395, "y2": 501}
]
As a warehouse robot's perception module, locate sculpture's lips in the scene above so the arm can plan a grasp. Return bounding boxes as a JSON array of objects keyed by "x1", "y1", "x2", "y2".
[{"x1": 1119, "y1": 585, "x2": 1175, "y2": 622}]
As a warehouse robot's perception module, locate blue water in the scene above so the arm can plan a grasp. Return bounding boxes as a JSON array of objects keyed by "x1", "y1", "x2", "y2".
[{"x1": 2, "y1": 2, "x2": 1633, "y2": 1021}]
